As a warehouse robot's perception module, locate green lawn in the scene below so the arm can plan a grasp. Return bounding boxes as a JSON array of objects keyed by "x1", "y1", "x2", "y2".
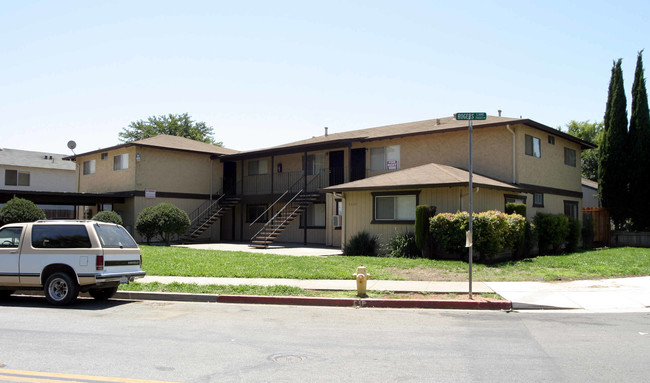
[{"x1": 139, "y1": 245, "x2": 650, "y2": 282}]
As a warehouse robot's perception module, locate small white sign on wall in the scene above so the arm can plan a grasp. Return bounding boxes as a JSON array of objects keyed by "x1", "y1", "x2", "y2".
[{"x1": 145, "y1": 189, "x2": 156, "y2": 199}]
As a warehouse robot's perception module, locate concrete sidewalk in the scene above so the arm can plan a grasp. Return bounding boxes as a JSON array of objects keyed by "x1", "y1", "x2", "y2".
[{"x1": 138, "y1": 275, "x2": 650, "y2": 312}]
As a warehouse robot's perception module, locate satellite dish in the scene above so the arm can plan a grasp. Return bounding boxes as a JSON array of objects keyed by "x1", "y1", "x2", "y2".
[{"x1": 67, "y1": 140, "x2": 77, "y2": 150}]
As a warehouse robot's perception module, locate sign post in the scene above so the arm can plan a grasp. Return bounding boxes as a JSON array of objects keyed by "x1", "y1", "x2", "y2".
[{"x1": 454, "y1": 112, "x2": 486, "y2": 299}]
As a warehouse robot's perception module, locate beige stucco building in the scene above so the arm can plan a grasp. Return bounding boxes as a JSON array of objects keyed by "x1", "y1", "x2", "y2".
[{"x1": 70, "y1": 115, "x2": 594, "y2": 248}]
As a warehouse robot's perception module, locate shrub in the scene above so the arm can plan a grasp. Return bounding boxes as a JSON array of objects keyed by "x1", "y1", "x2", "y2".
[
  {"x1": 343, "y1": 231, "x2": 379, "y2": 256},
  {"x1": 505, "y1": 203, "x2": 526, "y2": 217},
  {"x1": 534, "y1": 213, "x2": 570, "y2": 254},
  {"x1": 92, "y1": 210, "x2": 123, "y2": 225},
  {"x1": 136, "y1": 206, "x2": 158, "y2": 245},
  {"x1": 430, "y1": 212, "x2": 469, "y2": 257},
  {"x1": 414, "y1": 205, "x2": 429, "y2": 251},
  {"x1": 155, "y1": 203, "x2": 191, "y2": 245},
  {"x1": 430, "y1": 210, "x2": 527, "y2": 261},
  {"x1": 565, "y1": 218, "x2": 581, "y2": 253},
  {"x1": 385, "y1": 232, "x2": 420, "y2": 258},
  {"x1": 0, "y1": 197, "x2": 46, "y2": 225}
]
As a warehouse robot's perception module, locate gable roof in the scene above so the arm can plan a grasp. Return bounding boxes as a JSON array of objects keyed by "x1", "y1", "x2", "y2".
[
  {"x1": 66, "y1": 134, "x2": 238, "y2": 160},
  {"x1": 324, "y1": 162, "x2": 524, "y2": 193},
  {"x1": 0, "y1": 148, "x2": 76, "y2": 171},
  {"x1": 222, "y1": 115, "x2": 596, "y2": 160}
]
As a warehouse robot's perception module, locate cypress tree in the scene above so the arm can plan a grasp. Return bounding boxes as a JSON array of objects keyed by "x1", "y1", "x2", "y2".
[
  {"x1": 628, "y1": 51, "x2": 650, "y2": 230},
  {"x1": 598, "y1": 59, "x2": 629, "y2": 228}
]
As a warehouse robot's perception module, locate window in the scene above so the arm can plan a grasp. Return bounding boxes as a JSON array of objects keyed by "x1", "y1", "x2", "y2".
[
  {"x1": 83, "y1": 160, "x2": 96, "y2": 175},
  {"x1": 303, "y1": 153, "x2": 326, "y2": 176},
  {"x1": 95, "y1": 224, "x2": 138, "y2": 248},
  {"x1": 246, "y1": 204, "x2": 268, "y2": 223},
  {"x1": 533, "y1": 193, "x2": 544, "y2": 207},
  {"x1": 0, "y1": 227, "x2": 22, "y2": 248},
  {"x1": 248, "y1": 159, "x2": 268, "y2": 176},
  {"x1": 4, "y1": 170, "x2": 30, "y2": 186},
  {"x1": 505, "y1": 195, "x2": 526, "y2": 205},
  {"x1": 525, "y1": 135, "x2": 541, "y2": 158},
  {"x1": 300, "y1": 203, "x2": 326, "y2": 227},
  {"x1": 31, "y1": 225, "x2": 92, "y2": 248},
  {"x1": 564, "y1": 201, "x2": 579, "y2": 220},
  {"x1": 101, "y1": 153, "x2": 108, "y2": 160},
  {"x1": 564, "y1": 147, "x2": 577, "y2": 167},
  {"x1": 335, "y1": 200, "x2": 343, "y2": 216},
  {"x1": 548, "y1": 136, "x2": 555, "y2": 145},
  {"x1": 373, "y1": 193, "x2": 417, "y2": 222},
  {"x1": 370, "y1": 145, "x2": 400, "y2": 171},
  {"x1": 113, "y1": 153, "x2": 129, "y2": 170}
]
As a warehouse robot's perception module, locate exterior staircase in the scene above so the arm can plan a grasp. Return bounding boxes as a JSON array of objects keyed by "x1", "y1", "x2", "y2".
[
  {"x1": 182, "y1": 195, "x2": 241, "y2": 242},
  {"x1": 250, "y1": 191, "x2": 320, "y2": 248}
]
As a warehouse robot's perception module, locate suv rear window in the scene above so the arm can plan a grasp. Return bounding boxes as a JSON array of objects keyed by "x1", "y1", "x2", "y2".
[
  {"x1": 32, "y1": 225, "x2": 92, "y2": 248},
  {"x1": 94, "y1": 224, "x2": 138, "y2": 248}
]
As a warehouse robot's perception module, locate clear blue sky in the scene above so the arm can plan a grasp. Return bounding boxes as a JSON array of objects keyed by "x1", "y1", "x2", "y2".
[{"x1": 1, "y1": 0, "x2": 648, "y2": 154}]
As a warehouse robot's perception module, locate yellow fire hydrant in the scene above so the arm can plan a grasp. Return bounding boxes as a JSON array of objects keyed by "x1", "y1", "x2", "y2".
[{"x1": 353, "y1": 266, "x2": 371, "y2": 296}]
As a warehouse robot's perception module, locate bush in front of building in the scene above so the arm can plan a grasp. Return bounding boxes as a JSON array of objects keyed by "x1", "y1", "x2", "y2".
[
  {"x1": 343, "y1": 231, "x2": 379, "y2": 256},
  {"x1": 135, "y1": 203, "x2": 190, "y2": 245},
  {"x1": 92, "y1": 210, "x2": 123, "y2": 225},
  {"x1": 565, "y1": 218, "x2": 582, "y2": 253},
  {"x1": 534, "y1": 213, "x2": 570, "y2": 254},
  {"x1": 385, "y1": 232, "x2": 420, "y2": 258},
  {"x1": 505, "y1": 202, "x2": 526, "y2": 217},
  {"x1": 430, "y1": 210, "x2": 528, "y2": 262},
  {"x1": 0, "y1": 197, "x2": 46, "y2": 225}
]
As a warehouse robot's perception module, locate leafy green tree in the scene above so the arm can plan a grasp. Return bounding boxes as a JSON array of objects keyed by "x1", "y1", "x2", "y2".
[
  {"x1": 92, "y1": 210, "x2": 123, "y2": 225},
  {"x1": 119, "y1": 113, "x2": 223, "y2": 145},
  {"x1": 0, "y1": 197, "x2": 46, "y2": 225},
  {"x1": 564, "y1": 120, "x2": 603, "y2": 181},
  {"x1": 628, "y1": 51, "x2": 650, "y2": 230},
  {"x1": 599, "y1": 59, "x2": 629, "y2": 228},
  {"x1": 135, "y1": 206, "x2": 158, "y2": 245}
]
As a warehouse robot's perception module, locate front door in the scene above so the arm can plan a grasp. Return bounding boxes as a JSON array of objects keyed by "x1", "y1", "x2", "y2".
[
  {"x1": 223, "y1": 161, "x2": 237, "y2": 195},
  {"x1": 329, "y1": 150, "x2": 344, "y2": 186},
  {"x1": 350, "y1": 148, "x2": 366, "y2": 181}
]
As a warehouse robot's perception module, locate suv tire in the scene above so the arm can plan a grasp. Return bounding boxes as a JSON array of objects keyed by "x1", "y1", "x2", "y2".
[
  {"x1": 45, "y1": 272, "x2": 79, "y2": 306},
  {"x1": 89, "y1": 286, "x2": 118, "y2": 301}
]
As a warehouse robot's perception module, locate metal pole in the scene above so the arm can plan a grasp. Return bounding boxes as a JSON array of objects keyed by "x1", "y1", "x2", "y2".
[{"x1": 468, "y1": 119, "x2": 473, "y2": 300}]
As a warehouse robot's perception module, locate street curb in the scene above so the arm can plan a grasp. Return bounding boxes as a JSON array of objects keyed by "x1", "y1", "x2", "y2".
[{"x1": 114, "y1": 291, "x2": 512, "y2": 310}]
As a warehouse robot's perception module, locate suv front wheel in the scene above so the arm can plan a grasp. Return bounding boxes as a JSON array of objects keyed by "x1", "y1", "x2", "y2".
[{"x1": 45, "y1": 273, "x2": 79, "y2": 306}]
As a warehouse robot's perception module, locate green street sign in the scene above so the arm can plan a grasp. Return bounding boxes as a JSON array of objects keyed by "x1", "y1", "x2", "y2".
[{"x1": 455, "y1": 112, "x2": 487, "y2": 121}]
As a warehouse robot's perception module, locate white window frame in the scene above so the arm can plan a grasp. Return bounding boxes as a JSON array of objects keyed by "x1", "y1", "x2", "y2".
[
  {"x1": 248, "y1": 159, "x2": 268, "y2": 176},
  {"x1": 373, "y1": 193, "x2": 417, "y2": 222},
  {"x1": 83, "y1": 160, "x2": 96, "y2": 175},
  {"x1": 113, "y1": 153, "x2": 129, "y2": 171},
  {"x1": 370, "y1": 145, "x2": 400, "y2": 171},
  {"x1": 525, "y1": 135, "x2": 541, "y2": 158},
  {"x1": 4, "y1": 169, "x2": 30, "y2": 186}
]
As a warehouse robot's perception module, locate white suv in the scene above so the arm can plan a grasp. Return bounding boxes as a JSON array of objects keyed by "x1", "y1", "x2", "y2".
[{"x1": 0, "y1": 220, "x2": 145, "y2": 305}]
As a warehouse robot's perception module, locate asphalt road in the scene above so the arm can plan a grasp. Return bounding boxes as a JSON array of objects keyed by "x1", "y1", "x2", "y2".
[{"x1": 0, "y1": 296, "x2": 649, "y2": 382}]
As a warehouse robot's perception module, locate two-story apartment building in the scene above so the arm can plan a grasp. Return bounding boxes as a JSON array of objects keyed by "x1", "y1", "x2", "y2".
[
  {"x1": 0, "y1": 148, "x2": 77, "y2": 219},
  {"x1": 216, "y1": 115, "x2": 594, "y2": 249},
  {"x1": 70, "y1": 115, "x2": 594, "y2": 248}
]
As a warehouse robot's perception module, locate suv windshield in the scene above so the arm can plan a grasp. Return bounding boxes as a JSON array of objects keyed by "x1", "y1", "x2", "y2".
[{"x1": 94, "y1": 224, "x2": 138, "y2": 248}]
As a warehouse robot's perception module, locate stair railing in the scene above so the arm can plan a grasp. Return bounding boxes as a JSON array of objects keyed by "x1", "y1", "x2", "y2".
[{"x1": 250, "y1": 189, "x2": 303, "y2": 243}]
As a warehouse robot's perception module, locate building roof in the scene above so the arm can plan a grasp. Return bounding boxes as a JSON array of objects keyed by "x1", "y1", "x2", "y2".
[
  {"x1": 582, "y1": 178, "x2": 598, "y2": 190},
  {"x1": 222, "y1": 115, "x2": 597, "y2": 160},
  {"x1": 66, "y1": 134, "x2": 239, "y2": 159},
  {"x1": 0, "y1": 148, "x2": 76, "y2": 171},
  {"x1": 324, "y1": 162, "x2": 525, "y2": 193}
]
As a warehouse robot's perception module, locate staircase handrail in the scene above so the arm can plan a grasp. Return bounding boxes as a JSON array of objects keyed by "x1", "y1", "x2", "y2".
[
  {"x1": 188, "y1": 193, "x2": 226, "y2": 225},
  {"x1": 250, "y1": 189, "x2": 303, "y2": 242},
  {"x1": 249, "y1": 190, "x2": 289, "y2": 227}
]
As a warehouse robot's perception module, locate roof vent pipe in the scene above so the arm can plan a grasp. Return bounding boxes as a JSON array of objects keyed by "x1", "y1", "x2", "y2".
[
  {"x1": 324, "y1": 127, "x2": 328, "y2": 136},
  {"x1": 498, "y1": 109, "x2": 502, "y2": 117},
  {"x1": 436, "y1": 118, "x2": 440, "y2": 125}
]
